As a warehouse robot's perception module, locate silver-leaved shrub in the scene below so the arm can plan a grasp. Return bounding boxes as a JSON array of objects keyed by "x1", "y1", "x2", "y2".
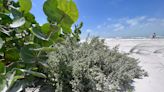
[{"x1": 47, "y1": 37, "x2": 146, "y2": 92}]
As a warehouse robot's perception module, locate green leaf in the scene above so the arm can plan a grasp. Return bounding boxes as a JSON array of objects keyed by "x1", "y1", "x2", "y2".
[
  {"x1": 17, "y1": 69, "x2": 47, "y2": 78},
  {"x1": 24, "y1": 12, "x2": 36, "y2": 23},
  {"x1": 10, "y1": 17, "x2": 25, "y2": 28},
  {"x1": 20, "y1": 46, "x2": 37, "y2": 63},
  {"x1": 10, "y1": 8, "x2": 22, "y2": 19},
  {"x1": 0, "y1": 13, "x2": 12, "y2": 25},
  {"x1": 0, "y1": 37, "x2": 3, "y2": 49},
  {"x1": 6, "y1": 71, "x2": 16, "y2": 86},
  {"x1": 41, "y1": 23, "x2": 60, "y2": 37},
  {"x1": 18, "y1": 0, "x2": 32, "y2": 13},
  {"x1": 38, "y1": 61, "x2": 49, "y2": 68},
  {"x1": 0, "y1": 27, "x2": 11, "y2": 36},
  {"x1": 32, "y1": 26, "x2": 48, "y2": 40},
  {"x1": 43, "y1": 0, "x2": 62, "y2": 23},
  {"x1": 0, "y1": 62, "x2": 5, "y2": 74},
  {"x1": 34, "y1": 30, "x2": 61, "y2": 47},
  {"x1": 43, "y1": 0, "x2": 78, "y2": 24},
  {"x1": 43, "y1": 0, "x2": 79, "y2": 34},
  {"x1": 32, "y1": 47, "x2": 57, "y2": 52},
  {"x1": 5, "y1": 48, "x2": 20, "y2": 62},
  {"x1": 0, "y1": 71, "x2": 23, "y2": 92},
  {"x1": 0, "y1": 75, "x2": 6, "y2": 92},
  {"x1": 41, "y1": 23, "x2": 51, "y2": 34},
  {"x1": 57, "y1": 0, "x2": 79, "y2": 22},
  {"x1": 33, "y1": 24, "x2": 61, "y2": 46}
]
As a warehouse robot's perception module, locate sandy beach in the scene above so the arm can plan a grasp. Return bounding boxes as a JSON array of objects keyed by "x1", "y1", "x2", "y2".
[{"x1": 105, "y1": 38, "x2": 164, "y2": 92}]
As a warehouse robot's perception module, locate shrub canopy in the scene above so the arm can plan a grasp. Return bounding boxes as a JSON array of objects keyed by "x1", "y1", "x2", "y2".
[{"x1": 47, "y1": 37, "x2": 146, "y2": 92}]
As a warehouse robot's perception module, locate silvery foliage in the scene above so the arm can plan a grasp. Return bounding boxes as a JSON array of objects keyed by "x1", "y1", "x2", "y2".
[{"x1": 47, "y1": 37, "x2": 146, "y2": 92}]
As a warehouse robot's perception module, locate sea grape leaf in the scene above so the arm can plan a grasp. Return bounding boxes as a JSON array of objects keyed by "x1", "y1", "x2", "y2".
[
  {"x1": 34, "y1": 24, "x2": 61, "y2": 47},
  {"x1": 24, "y1": 12, "x2": 36, "y2": 24},
  {"x1": 18, "y1": 0, "x2": 32, "y2": 13},
  {"x1": 10, "y1": 8, "x2": 22, "y2": 19},
  {"x1": 41, "y1": 23, "x2": 51, "y2": 34},
  {"x1": 17, "y1": 69, "x2": 47, "y2": 78},
  {"x1": 20, "y1": 46, "x2": 37, "y2": 63},
  {"x1": 43, "y1": 0, "x2": 78, "y2": 27},
  {"x1": 0, "y1": 62, "x2": 5, "y2": 74},
  {"x1": 5, "y1": 48, "x2": 20, "y2": 62},
  {"x1": 32, "y1": 47, "x2": 57, "y2": 52},
  {"x1": 34, "y1": 29, "x2": 61, "y2": 47},
  {"x1": 57, "y1": 0, "x2": 79, "y2": 22},
  {"x1": 0, "y1": 27, "x2": 10, "y2": 36},
  {"x1": 10, "y1": 17, "x2": 25, "y2": 28},
  {"x1": 32, "y1": 26, "x2": 48, "y2": 40},
  {"x1": 0, "y1": 13, "x2": 12, "y2": 25},
  {"x1": 43, "y1": 0, "x2": 62, "y2": 23}
]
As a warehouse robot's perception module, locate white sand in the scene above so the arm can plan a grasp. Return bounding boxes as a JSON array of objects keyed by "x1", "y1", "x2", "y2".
[{"x1": 105, "y1": 38, "x2": 164, "y2": 92}]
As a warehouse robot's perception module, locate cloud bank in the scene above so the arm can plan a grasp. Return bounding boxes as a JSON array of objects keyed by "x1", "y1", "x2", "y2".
[{"x1": 86, "y1": 16, "x2": 164, "y2": 38}]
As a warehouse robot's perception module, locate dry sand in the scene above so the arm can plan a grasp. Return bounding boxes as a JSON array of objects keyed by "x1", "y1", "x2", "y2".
[{"x1": 105, "y1": 38, "x2": 164, "y2": 92}]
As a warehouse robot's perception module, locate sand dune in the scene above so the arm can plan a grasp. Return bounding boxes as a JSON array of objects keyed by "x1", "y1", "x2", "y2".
[{"x1": 105, "y1": 38, "x2": 164, "y2": 92}]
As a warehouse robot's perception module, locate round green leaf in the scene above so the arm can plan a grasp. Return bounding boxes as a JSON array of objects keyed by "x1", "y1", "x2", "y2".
[
  {"x1": 10, "y1": 17, "x2": 25, "y2": 28},
  {"x1": 0, "y1": 13, "x2": 12, "y2": 25},
  {"x1": 57, "y1": 0, "x2": 79, "y2": 22},
  {"x1": 32, "y1": 26, "x2": 48, "y2": 40},
  {"x1": 43, "y1": 0, "x2": 79, "y2": 34},
  {"x1": 18, "y1": 0, "x2": 32, "y2": 13},
  {"x1": 10, "y1": 8, "x2": 22, "y2": 19},
  {"x1": 0, "y1": 62, "x2": 5, "y2": 74},
  {"x1": 5, "y1": 48, "x2": 20, "y2": 62},
  {"x1": 34, "y1": 27, "x2": 61, "y2": 47},
  {"x1": 41, "y1": 23, "x2": 51, "y2": 34},
  {"x1": 43, "y1": 0, "x2": 62, "y2": 23},
  {"x1": 43, "y1": 0, "x2": 78, "y2": 24},
  {"x1": 24, "y1": 12, "x2": 36, "y2": 23},
  {"x1": 20, "y1": 46, "x2": 37, "y2": 63}
]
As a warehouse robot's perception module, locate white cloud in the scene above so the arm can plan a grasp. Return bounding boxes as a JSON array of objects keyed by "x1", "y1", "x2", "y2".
[
  {"x1": 147, "y1": 18, "x2": 157, "y2": 22},
  {"x1": 126, "y1": 16, "x2": 146, "y2": 26},
  {"x1": 113, "y1": 23, "x2": 122, "y2": 27},
  {"x1": 86, "y1": 29, "x2": 92, "y2": 33},
  {"x1": 94, "y1": 16, "x2": 164, "y2": 37},
  {"x1": 126, "y1": 19, "x2": 138, "y2": 26},
  {"x1": 113, "y1": 24, "x2": 125, "y2": 31}
]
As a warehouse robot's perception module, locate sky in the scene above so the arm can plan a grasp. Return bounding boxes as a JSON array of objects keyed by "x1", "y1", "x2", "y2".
[{"x1": 31, "y1": 0, "x2": 164, "y2": 39}]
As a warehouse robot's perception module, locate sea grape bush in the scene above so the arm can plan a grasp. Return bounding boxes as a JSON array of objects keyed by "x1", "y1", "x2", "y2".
[
  {"x1": 0, "y1": 0, "x2": 80, "y2": 91},
  {"x1": 47, "y1": 37, "x2": 146, "y2": 92}
]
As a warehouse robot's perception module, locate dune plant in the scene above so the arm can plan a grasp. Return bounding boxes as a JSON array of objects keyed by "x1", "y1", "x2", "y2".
[
  {"x1": 0, "y1": 0, "x2": 80, "y2": 91},
  {"x1": 47, "y1": 37, "x2": 146, "y2": 92}
]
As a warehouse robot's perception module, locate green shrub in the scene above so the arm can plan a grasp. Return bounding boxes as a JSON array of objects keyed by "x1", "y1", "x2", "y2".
[{"x1": 47, "y1": 37, "x2": 146, "y2": 92}]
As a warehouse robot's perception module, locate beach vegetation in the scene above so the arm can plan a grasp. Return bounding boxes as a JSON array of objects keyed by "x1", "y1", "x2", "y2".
[{"x1": 0, "y1": 0, "x2": 146, "y2": 92}]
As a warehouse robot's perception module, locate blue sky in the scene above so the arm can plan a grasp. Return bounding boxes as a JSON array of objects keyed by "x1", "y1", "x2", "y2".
[{"x1": 31, "y1": 0, "x2": 164, "y2": 38}]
